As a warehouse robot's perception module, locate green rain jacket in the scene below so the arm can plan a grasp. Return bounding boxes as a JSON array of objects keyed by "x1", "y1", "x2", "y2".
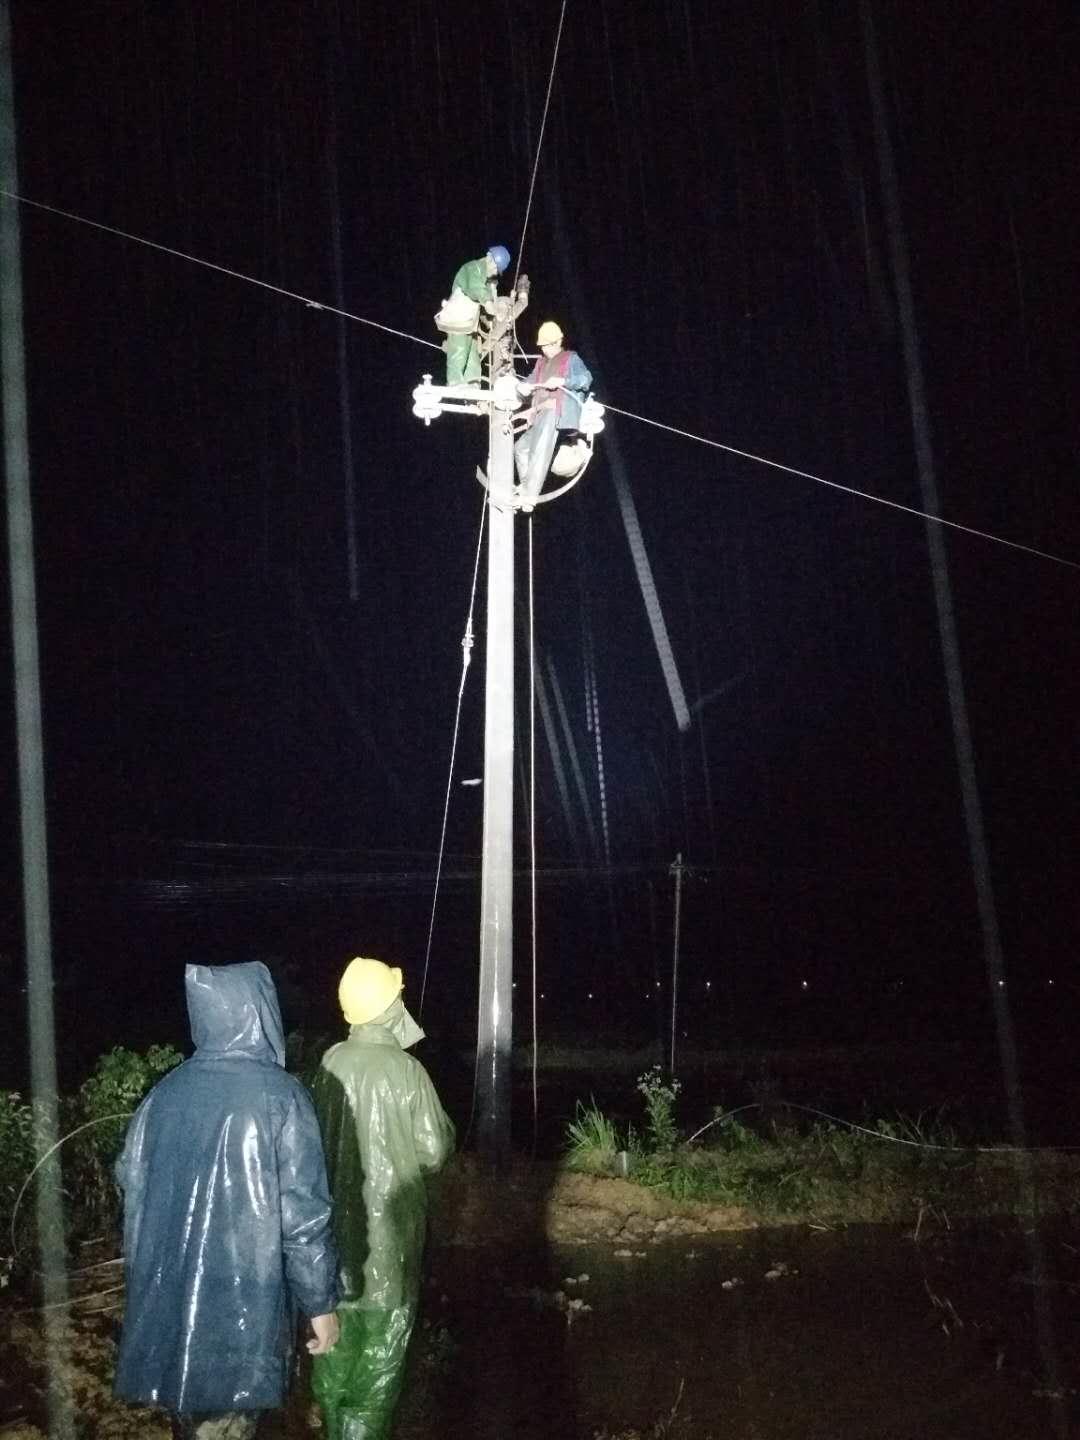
[
  {"x1": 311, "y1": 1007, "x2": 455, "y2": 1310},
  {"x1": 451, "y1": 256, "x2": 494, "y2": 306}
]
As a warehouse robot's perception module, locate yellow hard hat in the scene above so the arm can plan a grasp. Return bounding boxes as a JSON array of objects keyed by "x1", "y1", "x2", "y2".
[
  {"x1": 338, "y1": 957, "x2": 404, "y2": 1025},
  {"x1": 536, "y1": 320, "x2": 563, "y2": 345}
]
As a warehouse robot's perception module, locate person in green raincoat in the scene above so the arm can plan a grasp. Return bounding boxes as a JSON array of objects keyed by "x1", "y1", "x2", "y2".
[
  {"x1": 310, "y1": 957, "x2": 455, "y2": 1440},
  {"x1": 441, "y1": 245, "x2": 511, "y2": 385}
]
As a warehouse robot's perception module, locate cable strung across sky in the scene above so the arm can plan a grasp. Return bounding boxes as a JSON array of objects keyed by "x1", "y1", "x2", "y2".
[{"x1": 1, "y1": 187, "x2": 1075, "y2": 574}]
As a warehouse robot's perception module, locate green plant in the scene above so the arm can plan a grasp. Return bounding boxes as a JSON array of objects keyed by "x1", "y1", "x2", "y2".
[
  {"x1": 809, "y1": 1119, "x2": 865, "y2": 1174},
  {"x1": 564, "y1": 1099, "x2": 621, "y2": 1173},
  {"x1": 874, "y1": 1107, "x2": 958, "y2": 1151},
  {"x1": 72, "y1": 1044, "x2": 183, "y2": 1231},
  {"x1": 0, "y1": 1090, "x2": 40, "y2": 1283},
  {"x1": 636, "y1": 1066, "x2": 681, "y2": 1154},
  {"x1": 711, "y1": 1110, "x2": 762, "y2": 1152}
]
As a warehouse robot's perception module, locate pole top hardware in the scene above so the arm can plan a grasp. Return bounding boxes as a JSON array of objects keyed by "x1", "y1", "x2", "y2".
[{"x1": 412, "y1": 375, "x2": 523, "y2": 426}]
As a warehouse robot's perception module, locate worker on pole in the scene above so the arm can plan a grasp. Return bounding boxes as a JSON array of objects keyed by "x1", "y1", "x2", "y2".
[
  {"x1": 436, "y1": 245, "x2": 512, "y2": 386},
  {"x1": 514, "y1": 320, "x2": 593, "y2": 501}
]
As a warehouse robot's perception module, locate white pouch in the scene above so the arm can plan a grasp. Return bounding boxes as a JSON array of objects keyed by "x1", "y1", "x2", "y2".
[{"x1": 434, "y1": 288, "x2": 481, "y2": 334}]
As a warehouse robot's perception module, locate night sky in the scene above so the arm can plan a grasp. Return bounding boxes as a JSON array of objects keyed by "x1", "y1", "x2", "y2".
[{"x1": 3, "y1": 1, "x2": 1078, "y2": 1072}]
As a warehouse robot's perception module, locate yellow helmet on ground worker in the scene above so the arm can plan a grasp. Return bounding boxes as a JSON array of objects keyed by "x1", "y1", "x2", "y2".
[{"x1": 338, "y1": 957, "x2": 404, "y2": 1025}]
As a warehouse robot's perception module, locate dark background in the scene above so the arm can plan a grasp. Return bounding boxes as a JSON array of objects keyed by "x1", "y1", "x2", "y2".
[{"x1": 2, "y1": 1, "x2": 1077, "y2": 1094}]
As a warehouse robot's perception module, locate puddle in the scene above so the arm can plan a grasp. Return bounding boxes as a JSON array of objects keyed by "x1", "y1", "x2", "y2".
[{"x1": 408, "y1": 1222, "x2": 1079, "y2": 1438}]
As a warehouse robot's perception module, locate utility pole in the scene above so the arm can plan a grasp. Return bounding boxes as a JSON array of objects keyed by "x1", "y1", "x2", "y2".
[
  {"x1": 475, "y1": 297, "x2": 518, "y2": 1166},
  {"x1": 2, "y1": 4, "x2": 74, "y2": 1433},
  {"x1": 413, "y1": 285, "x2": 528, "y2": 1169},
  {"x1": 413, "y1": 280, "x2": 603, "y2": 1166},
  {"x1": 669, "y1": 852, "x2": 684, "y2": 1073}
]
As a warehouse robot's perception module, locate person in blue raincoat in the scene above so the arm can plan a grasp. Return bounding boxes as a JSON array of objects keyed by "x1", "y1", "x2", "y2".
[
  {"x1": 114, "y1": 962, "x2": 340, "y2": 1439},
  {"x1": 514, "y1": 319, "x2": 593, "y2": 501},
  {"x1": 310, "y1": 956, "x2": 455, "y2": 1440}
]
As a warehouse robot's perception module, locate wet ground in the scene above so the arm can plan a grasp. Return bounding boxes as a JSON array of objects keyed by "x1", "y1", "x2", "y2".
[
  {"x1": 403, "y1": 1218, "x2": 1080, "y2": 1439},
  {"x1": 5, "y1": 1187, "x2": 1080, "y2": 1438}
]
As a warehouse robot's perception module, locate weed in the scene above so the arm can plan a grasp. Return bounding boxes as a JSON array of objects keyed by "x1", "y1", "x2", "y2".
[
  {"x1": 558, "y1": 1086, "x2": 1080, "y2": 1224},
  {"x1": 874, "y1": 1106, "x2": 958, "y2": 1151},
  {"x1": 565, "y1": 1100, "x2": 622, "y2": 1174},
  {"x1": 711, "y1": 1111, "x2": 763, "y2": 1153},
  {"x1": 0, "y1": 1090, "x2": 44, "y2": 1281},
  {"x1": 636, "y1": 1067, "x2": 681, "y2": 1153}
]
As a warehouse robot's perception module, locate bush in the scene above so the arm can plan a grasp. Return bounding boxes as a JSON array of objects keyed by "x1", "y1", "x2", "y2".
[
  {"x1": 0, "y1": 1044, "x2": 184, "y2": 1287},
  {"x1": 72, "y1": 1045, "x2": 183, "y2": 1231}
]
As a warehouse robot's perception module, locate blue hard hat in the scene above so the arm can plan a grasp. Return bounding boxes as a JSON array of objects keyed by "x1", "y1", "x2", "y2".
[{"x1": 487, "y1": 245, "x2": 511, "y2": 275}]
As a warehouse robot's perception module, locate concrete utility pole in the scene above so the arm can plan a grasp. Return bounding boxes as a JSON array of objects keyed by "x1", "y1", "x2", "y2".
[
  {"x1": 475, "y1": 297, "x2": 518, "y2": 1166},
  {"x1": 413, "y1": 281, "x2": 603, "y2": 1167},
  {"x1": 413, "y1": 286, "x2": 529, "y2": 1169},
  {"x1": 2, "y1": 5, "x2": 74, "y2": 1433}
]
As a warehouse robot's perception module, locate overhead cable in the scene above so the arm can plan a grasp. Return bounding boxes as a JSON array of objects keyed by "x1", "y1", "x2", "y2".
[
  {"x1": 0, "y1": 188, "x2": 442, "y2": 351},
  {"x1": 512, "y1": 0, "x2": 568, "y2": 297},
  {"x1": 3, "y1": 187, "x2": 1075, "y2": 572},
  {"x1": 601, "y1": 400, "x2": 1080, "y2": 571}
]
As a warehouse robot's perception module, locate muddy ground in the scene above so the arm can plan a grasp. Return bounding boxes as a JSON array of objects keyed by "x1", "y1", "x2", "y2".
[{"x1": 4, "y1": 1161, "x2": 1079, "y2": 1438}]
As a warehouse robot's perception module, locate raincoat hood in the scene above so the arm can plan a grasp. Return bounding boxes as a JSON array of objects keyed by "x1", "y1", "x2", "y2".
[
  {"x1": 185, "y1": 961, "x2": 286, "y2": 1066},
  {"x1": 360, "y1": 995, "x2": 425, "y2": 1050}
]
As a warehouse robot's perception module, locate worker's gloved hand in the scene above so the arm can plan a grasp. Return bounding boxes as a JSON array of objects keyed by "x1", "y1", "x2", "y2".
[
  {"x1": 517, "y1": 273, "x2": 530, "y2": 293},
  {"x1": 545, "y1": 376, "x2": 565, "y2": 389},
  {"x1": 307, "y1": 1312, "x2": 340, "y2": 1355}
]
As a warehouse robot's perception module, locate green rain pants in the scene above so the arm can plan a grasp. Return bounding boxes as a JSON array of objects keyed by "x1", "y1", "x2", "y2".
[
  {"x1": 311, "y1": 1304, "x2": 415, "y2": 1440},
  {"x1": 444, "y1": 332, "x2": 481, "y2": 385}
]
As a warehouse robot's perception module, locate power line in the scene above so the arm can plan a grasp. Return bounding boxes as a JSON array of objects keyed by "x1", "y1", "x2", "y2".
[
  {"x1": 512, "y1": 0, "x2": 568, "y2": 296},
  {"x1": 3, "y1": 187, "x2": 1076, "y2": 572},
  {"x1": 600, "y1": 400, "x2": 1080, "y2": 572},
  {"x1": 0, "y1": 188, "x2": 442, "y2": 351}
]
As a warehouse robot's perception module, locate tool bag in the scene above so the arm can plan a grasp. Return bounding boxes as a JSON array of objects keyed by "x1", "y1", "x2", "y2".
[{"x1": 434, "y1": 289, "x2": 481, "y2": 334}]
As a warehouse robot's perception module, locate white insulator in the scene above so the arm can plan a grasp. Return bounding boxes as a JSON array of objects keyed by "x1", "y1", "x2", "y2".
[
  {"x1": 579, "y1": 397, "x2": 606, "y2": 437},
  {"x1": 412, "y1": 375, "x2": 443, "y2": 425},
  {"x1": 491, "y1": 373, "x2": 522, "y2": 413}
]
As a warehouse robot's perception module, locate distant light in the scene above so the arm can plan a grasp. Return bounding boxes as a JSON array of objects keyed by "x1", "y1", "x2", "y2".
[
  {"x1": 705, "y1": 981, "x2": 711, "y2": 991},
  {"x1": 997, "y1": 979, "x2": 1005, "y2": 988},
  {"x1": 540, "y1": 992, "x2": 545, "y2": 999},
  {"x1": 800, "y1": 980, "x2": 809, "y2": 991},
  {"x1": 587, "y1": 991, "x2": 594, "y2": 1000},
  {"x1": 460, "y1": 777, "x2": 482, "y2": 787},
  {"x1": 1048, "y1": 979, "x2": 1055, "y2": 986},
  {"x1": 655, "y1": 981, "x2": 661, "y2": 988}
]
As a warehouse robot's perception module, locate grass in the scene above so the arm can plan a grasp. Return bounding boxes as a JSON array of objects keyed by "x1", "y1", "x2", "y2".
[
  {"x1": 565, "y1": 1100, "x2": 623, "y2": 1174},
  {"x1": 561, "y1": 1095, "x2": 1080, "y2": 1224}
]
